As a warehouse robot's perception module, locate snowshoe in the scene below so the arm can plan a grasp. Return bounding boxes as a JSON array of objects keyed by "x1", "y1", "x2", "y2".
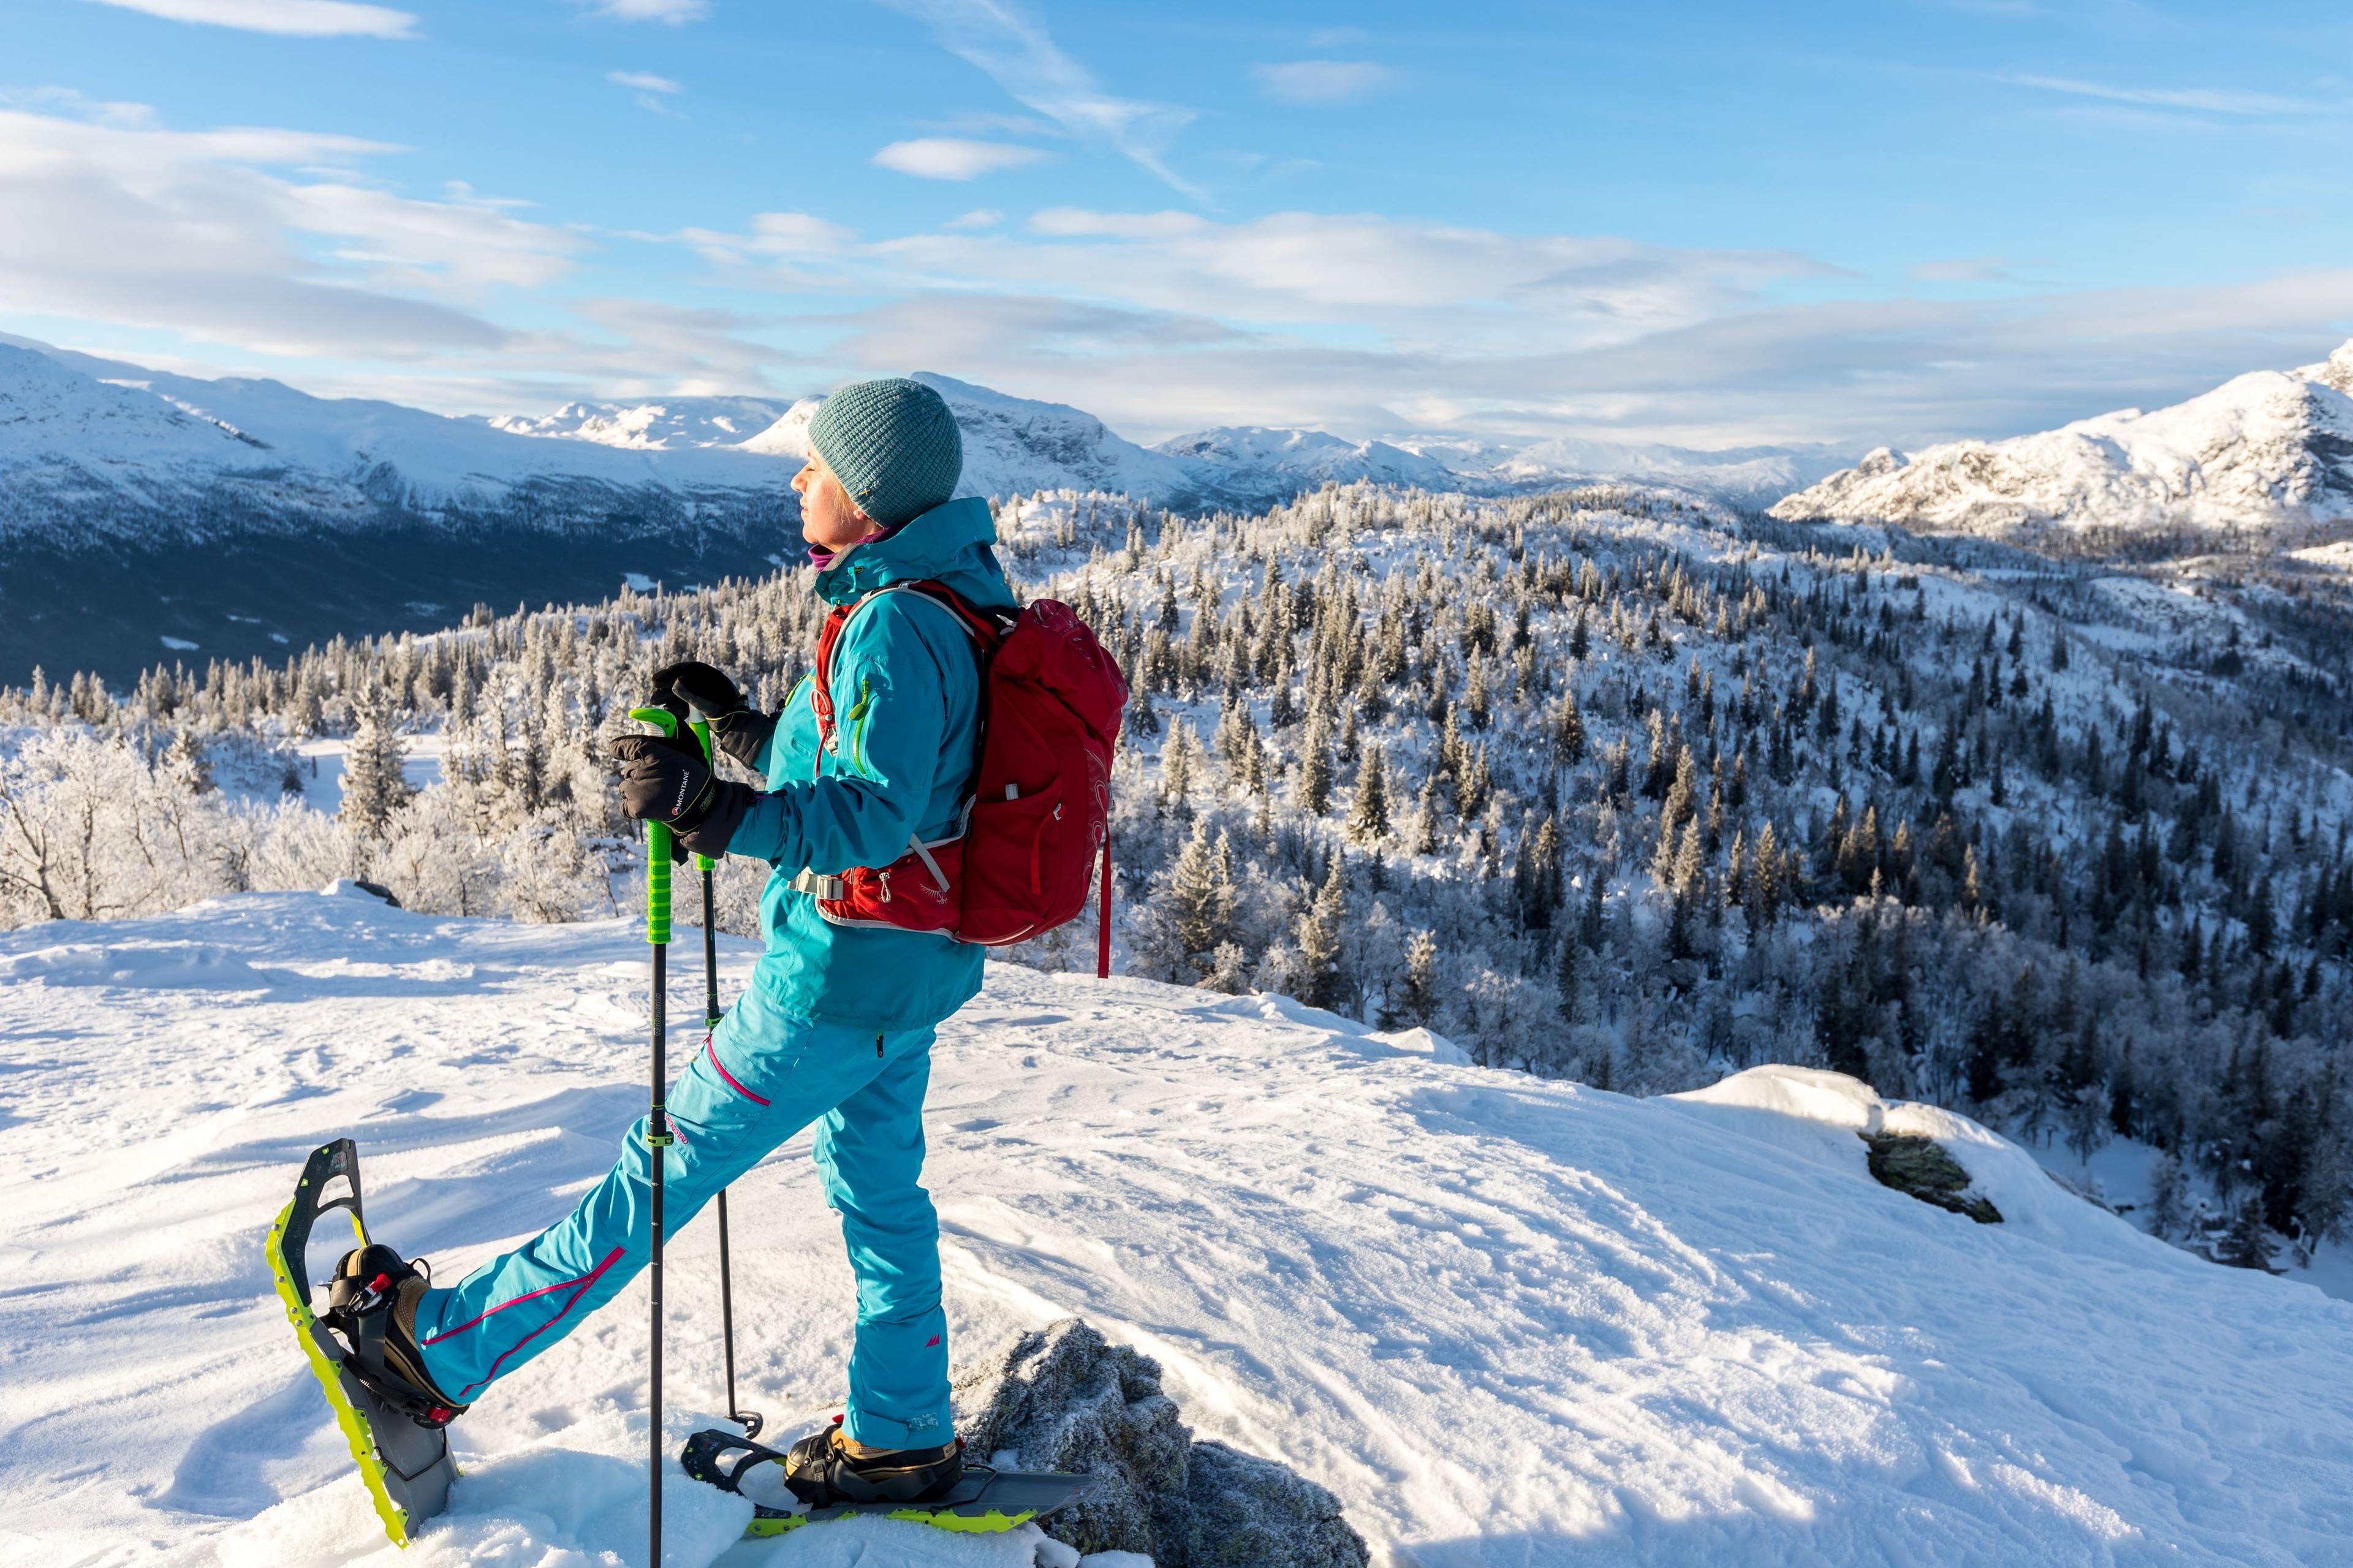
[
  {"x1": 682, "y1": 1424, "x2": 1090, "y2": 1539},
  {"x1": 267, "y1": 1138, "x2": 463, "y2": 1546}
]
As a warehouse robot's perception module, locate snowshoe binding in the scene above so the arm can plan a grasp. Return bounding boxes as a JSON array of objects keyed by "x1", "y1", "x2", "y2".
[
  {"x1": 267, "y1": 1138, "x2": 463, "y2": 1546},
  {"x1": 683, "y1": 1422, "x2": 1089, "y2": 1539},
  {"x1": 322, "y1": 1243, "x2": 470, "y2": 1428}
]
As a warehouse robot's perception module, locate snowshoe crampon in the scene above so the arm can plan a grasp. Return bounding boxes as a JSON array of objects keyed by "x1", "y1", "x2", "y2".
[
  {"x1": 267, "y1": 1138, "x2": 460, "y2": 1546},
  {"x1": 682, "y1": 1427, "x2": 1089, "y2": 1539}
]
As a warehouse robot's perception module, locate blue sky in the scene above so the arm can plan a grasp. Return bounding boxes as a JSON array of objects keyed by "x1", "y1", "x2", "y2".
[{"x1": 6, "y1": 0, "x2": 2351, "y2": 449}]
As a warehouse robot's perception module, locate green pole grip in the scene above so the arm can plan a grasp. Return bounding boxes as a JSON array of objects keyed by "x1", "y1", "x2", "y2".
[
  {"x1": 689, "y1": 718, "x2": 716, "y2": 874},
  {"x1": 628, "y1": 707, "x2": 677, "y2": 947}
]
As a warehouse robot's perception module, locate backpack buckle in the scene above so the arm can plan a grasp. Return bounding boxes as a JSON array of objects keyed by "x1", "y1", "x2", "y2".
[{"x1": 791, "y1": 869, "x2": 847, "y2": 901}]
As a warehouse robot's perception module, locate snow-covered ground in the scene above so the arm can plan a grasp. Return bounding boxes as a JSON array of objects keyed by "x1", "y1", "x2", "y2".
[{"x1": 4, "y1": 893, "x2": 2351, "y2": 1567}]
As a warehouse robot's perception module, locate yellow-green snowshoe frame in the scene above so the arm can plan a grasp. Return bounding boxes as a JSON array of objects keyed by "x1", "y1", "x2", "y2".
[
  {"x1": 267, "y1": 1138, "x2": 457, "y2": 1548},
  {"x1": 745, "y1": 1502, "x2": 1046, "y2": 1538}
]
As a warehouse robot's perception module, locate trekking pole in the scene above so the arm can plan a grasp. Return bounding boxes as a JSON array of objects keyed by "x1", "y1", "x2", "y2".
[
  {"x1": 686, "y1": 711, "x2": 762, "y2": 1440},
  {"x1": 627, "y1": 705, "x2": 678, "y2": 1568}
]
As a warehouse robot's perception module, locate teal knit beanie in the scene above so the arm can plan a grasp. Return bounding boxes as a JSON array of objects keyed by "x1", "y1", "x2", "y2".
[{"x1": 807, "y1": 377, "x2": 964, "y2": 529}]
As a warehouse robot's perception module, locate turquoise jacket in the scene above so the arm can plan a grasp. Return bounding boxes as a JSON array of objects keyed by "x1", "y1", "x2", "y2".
[{"x1": 718, "y1": 496, "x2": 1018, "y2": 1039}]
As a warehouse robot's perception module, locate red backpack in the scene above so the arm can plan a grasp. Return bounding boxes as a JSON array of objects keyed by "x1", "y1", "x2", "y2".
[{"x1": 798, "y1": 582, "x2": 1128, "y2": 975}]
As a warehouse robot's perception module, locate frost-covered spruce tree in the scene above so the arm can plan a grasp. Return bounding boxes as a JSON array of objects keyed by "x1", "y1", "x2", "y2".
[{"x1": 341, "y1": 693, "x2": 414, "y2": 846}]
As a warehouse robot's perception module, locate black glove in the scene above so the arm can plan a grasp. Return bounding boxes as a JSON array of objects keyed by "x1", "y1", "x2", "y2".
[
  {"x1": 610, "y1": 733, "x2": 751, "y2": 857},
  {"x1": 652, "y1": 661, "x2": 778, "y2": 775}
]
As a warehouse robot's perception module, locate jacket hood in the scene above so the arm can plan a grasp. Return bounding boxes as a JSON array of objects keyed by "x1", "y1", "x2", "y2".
[{"x1": 812, "y1": 495, "x2": 1016, "y2": 610}]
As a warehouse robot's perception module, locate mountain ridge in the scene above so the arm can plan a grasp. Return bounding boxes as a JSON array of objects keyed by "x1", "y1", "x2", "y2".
[{"x1": 1772, "y1": 341, "x2": 2353, "y2": 553}]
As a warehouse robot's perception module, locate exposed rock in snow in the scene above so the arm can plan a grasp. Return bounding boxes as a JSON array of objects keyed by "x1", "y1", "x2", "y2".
[
  {"x1": 1771, "y1": 340, "x2": 2353, "y2": 553},
  {"x1": 953, "y1": 1319, "x2": 1370, "y2": 1567},
  {"x1": 1863, "y1": 1133, "x2": 2004, "y2": 1224}
]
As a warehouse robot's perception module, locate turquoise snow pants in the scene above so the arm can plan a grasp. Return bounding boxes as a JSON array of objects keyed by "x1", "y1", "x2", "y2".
[{"x1": 413, "y1": 1017, "x2": 953, "y2": 1449}]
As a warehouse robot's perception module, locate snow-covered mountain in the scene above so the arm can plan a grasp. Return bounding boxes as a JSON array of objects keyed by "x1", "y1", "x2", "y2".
[
  {"x1": 742, "y1": 374, "x2": 1206, "y2": 507},
  {"x1": 0, "y1": 338, "x2": 788, "y2": 521},
  {"x1": 1153, "y1": 425, "x2": 1458, "y2": 507},
  {"x1": 4, "y1": 891, "x2": 2348, "y2": 1566},
  {"x1": 479, "y1": 396, "x2": 797, "y2": 450},
  {"x1": 1469, "y1": 434, "x2": 1856, "y2": 507},
  {"x1": 0, "y1": 338, "x2": 800, "y2": 684},
  {"x1": 1771, "y1": 341, "x2": 2353, "y2": 552}
]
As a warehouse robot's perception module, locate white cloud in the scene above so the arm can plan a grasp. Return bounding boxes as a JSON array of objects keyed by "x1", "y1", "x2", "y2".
[
  {"x1": 1252, "y1": 61, "x2": 1393, "y2": 105},
  {"x1": 81, "y1": 0, "x2": 417, "y2": 37},
  {"x1": 879, "y1": 0, "x2": 1200, "y2": 195},
  {"x1": 572, "y1": 0, "x2": 707, "y2": 22},
  {"x1": 672, "y1": 202, "x2": 2353, "y2": 449},
  {"x1": 944, "y1": 209, "x2": 1004, "y2": 229},
  {"x1": 2006, "y1": 75, "x2": 2323, "y2": 118},
  {"x1": 607, "y1": 70, "x2": 681, "y2": 93},
  {"x1": 872, "y1": 138, "x2": 1047, "y2": 180},
  {"x1": 0, "y1": 102, "x2": 582, "y2": 357}
]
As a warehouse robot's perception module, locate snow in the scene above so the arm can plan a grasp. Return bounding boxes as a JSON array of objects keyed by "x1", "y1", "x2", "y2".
[
  {"x1": 1152, "y1": 426, "x2": 1458, "y2": 506},
  {"x1": 479, "y1": 398, "x2": 798, "y2": 452},
  {"x1": 742, "y1": 377, "x2": 1201, "y2": 508},
  {"x1": 0, "y1": 334, "x2": 1845, "y2": 543},
  {"x1": 1466, "y1": 434, "x2": 1854, "y2": 507},
  {"x1": 0, "y1": 338, "x2": 792, "y2": 541},
  {"x1": 1772, "y1": 341, "x2": 2353, "y2": 547},
  {"x1": 4, "y1": 895, "x2": 2351, "y2": 1567},
  {"x1": 284, "y1": 734, "x2": 447, "y2": 814}
]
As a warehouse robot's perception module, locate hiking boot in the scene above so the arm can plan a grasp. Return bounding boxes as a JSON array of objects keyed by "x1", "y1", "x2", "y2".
[
  {"x1": 781, "y1": 1420, "x2": 964, "y2": 1507},
  {"x1": 322, "y1": 1244, "x2": 470, "y2": 1428}
]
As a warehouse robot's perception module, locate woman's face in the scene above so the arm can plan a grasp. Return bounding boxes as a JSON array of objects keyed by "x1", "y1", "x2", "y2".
[{"x1": 794, "y1": 448, "x2": 882, "y2": 550}]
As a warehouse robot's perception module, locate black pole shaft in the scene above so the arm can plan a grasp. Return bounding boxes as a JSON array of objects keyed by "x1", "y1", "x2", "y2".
[
  {"x1": 648, "y1": 940, "x2": 667, "y2": 1567},
  {"x1": 702, "y1": 868, "x2": 762, "y2": 1436},
  {"x1": 702, "y1": 865, "x2": 745, "y2": 1429}
]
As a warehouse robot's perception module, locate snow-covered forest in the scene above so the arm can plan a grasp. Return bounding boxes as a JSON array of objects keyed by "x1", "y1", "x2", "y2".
[{"x1": 4, "y1": 483, "x2": 2349, "y2": 1279}]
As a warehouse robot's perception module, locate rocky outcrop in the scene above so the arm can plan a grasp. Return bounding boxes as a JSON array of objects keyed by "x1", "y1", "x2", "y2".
[
  {"x1": 953, "y1": 1319, "x2": 1369, "y2": 1567},
  {"x1": 1862, "y1": 1132, "x2": 2003, "y2": 1224}
]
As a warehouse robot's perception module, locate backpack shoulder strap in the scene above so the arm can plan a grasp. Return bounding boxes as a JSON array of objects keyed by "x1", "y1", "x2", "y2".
[{"x1": 810, "y1": 583, "x2": 1014, "y2": 757}]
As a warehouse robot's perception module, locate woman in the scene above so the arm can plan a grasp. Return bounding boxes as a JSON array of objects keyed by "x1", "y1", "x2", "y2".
[{"x1": 324, "y1": 377, "x2": 1015, "y2": 1508}]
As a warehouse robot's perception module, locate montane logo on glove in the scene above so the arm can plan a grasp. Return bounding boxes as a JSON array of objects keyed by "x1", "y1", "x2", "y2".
[{"x1": 671, "y1": 777, "x2": 694, "y2": 817}]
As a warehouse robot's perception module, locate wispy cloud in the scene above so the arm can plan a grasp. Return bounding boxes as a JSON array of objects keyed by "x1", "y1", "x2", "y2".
[
  {"x1": 1253, "y1": 60, "x2": 1393, "y2": 105},
  {"x1": 81, "y1": 0, "x2": 417, "y2": 38},
  {"x1": 606, "y1": 69, "x2": 683, "y2": 113},
  {"x1": 944, "y1": 208, "x2": 1005, "y2": 229},
  {"x1": 1912, "y1": 257, "x2": 2011, "y2": 283},
  {"x1": 697, "y1": 204, "x2": 1825, "y2": 357},
  {"x1": 879, "y1": 0, "x2": 1200, "y2": 197},
  {"x1": 571, "y1": 0, "x2": 707, "y2": 23},
  {"x1": 2006, "y1": 75, "x2": 2324, "y2": 118},
  {"x1": 872, "y1": 138, "x2": 1047, "y2": 180}
]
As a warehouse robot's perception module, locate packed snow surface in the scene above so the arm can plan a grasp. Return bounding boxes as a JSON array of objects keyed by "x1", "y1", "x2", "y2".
[
  {"x1": 1773, "y1": 341, "x2": 2353, "y2": 546},
  {"x1": 4, "y1": 893, "x2": 2351, "y2": 1567}
]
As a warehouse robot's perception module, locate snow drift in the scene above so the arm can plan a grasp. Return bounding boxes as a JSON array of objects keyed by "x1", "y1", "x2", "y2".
[
  {"x1": 2, "y1": 892, "x2": 2348, "y2": 1566},
  {"x1": 1771, "y1": 341, "x2": 2353, "y2": 552}
]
